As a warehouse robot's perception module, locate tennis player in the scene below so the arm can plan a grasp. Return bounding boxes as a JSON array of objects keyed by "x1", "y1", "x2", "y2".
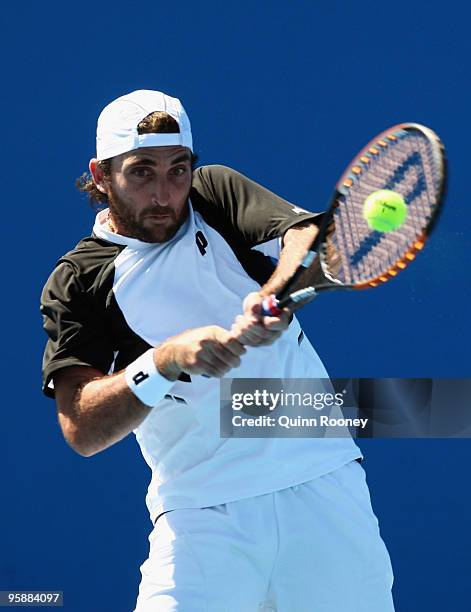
[{"x1": 40, "y1": 90, "x2": 395, "y2": 611}]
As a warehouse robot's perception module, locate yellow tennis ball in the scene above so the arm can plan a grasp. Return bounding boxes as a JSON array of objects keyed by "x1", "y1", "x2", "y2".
[{"x1": 362, "y1": 190, "x2": 408, "y2": 232}]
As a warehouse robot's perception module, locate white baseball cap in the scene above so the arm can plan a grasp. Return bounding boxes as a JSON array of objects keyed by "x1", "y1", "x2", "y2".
[{"x1": 96, "y1": 89, "x2": 193, "y2": 160}]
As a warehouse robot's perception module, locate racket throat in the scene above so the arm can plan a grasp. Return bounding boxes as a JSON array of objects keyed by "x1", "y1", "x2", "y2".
[{"x1": 280, "y1": 287, "x2": 318, "y2": 308}]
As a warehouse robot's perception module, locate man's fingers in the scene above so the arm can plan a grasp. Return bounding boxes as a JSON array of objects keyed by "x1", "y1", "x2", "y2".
[
  {"x1": 262, "y1": 314, "x2": 290, "y2": 331},
  {"x1": 210, "y1": 343, "x2": 242, "y2": 369},
  {"x1": 200, "y1": 335, "x2": 245, "y2": 372},
  {"x1": 212, "y1": 328, "x2": 248, "y2": 356},
  {"x1": 222, "y1": 336, "x2": 247, "y2": 357},
  {"x1": 232, "y1": 321, "x2": 268, "y2": 343},
  {"x1": 234, "y1": 312, "x2": 289, "y2": 339},
  {"x1": 232, "y1": 324, "x2": 284, "y2": 347},
  {"x1": 242, "y1": 292, "x2": 264, "y2": 319},
  {"x1": 234, "y1": 315, "x2": 268, "y2": 337},
  {"x1": 198, "y1": 354, "x2": 234, "y2": 378},
  {"x1": 196, "y1": 360, "x2": 225, "y2": 378}
]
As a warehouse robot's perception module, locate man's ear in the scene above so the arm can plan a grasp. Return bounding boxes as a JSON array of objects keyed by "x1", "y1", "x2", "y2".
[{"x1": 89, "y1": 159, "x2": 109, "y2": 195}]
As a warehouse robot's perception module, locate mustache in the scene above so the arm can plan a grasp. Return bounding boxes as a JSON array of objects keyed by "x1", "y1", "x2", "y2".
[{"x1": 142, "y1": 207, "x2": 175, "y2": 218}]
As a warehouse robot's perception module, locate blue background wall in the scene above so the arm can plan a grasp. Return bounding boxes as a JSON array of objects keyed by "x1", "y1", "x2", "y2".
[{"x1": 2, "y1": 1, "x2": 470, "y2": 610}]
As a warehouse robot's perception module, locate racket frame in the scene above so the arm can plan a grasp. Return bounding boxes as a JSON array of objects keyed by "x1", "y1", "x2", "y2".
[{"x1": 263, "y1": 122, "x2": 447, "y2": 315}]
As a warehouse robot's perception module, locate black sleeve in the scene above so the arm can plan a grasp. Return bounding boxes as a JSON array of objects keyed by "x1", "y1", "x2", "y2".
[
  {"x1": 190, "y1": 165, "x2": 324, "y2": 247},
  {"x1": 40, "y1": 261, "x2": 115, "y2": 399}
]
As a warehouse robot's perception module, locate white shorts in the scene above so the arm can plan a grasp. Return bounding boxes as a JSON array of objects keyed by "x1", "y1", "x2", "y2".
[{"x1": 134, "y1": 460, "x2": 394, "y2": 611}]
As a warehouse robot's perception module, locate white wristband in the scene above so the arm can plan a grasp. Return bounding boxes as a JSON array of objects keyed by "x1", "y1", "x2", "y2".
[{"x1": 125, "y1": 348, "x2": 175, "y2": 407}]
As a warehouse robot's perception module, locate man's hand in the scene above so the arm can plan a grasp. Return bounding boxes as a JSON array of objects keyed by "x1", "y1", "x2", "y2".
[
  {"x1": 230, "y1": 292, "x2": 291, "y2": 347},
  {"x1": 155, "y1": 325, "x2": 247, "y2": 379},
  {"x1": 53, "y1": 326, "x2": 246, "y2": 457}
]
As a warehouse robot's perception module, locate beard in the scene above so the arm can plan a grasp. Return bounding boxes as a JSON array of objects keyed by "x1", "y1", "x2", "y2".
[{"x1": 107, "y1": 186, "x2": 189, "y2": 243}]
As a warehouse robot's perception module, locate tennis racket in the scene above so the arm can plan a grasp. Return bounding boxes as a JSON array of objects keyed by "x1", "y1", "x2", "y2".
[{"x1": 261, "y1": 123, "x2": 447, "y2": 316}]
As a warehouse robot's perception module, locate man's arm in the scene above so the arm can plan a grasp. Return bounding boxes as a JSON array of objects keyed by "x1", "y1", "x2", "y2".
[
  {"x1": 259, "y1": 221, "x2": 319, "y2": 298},
  {"x1": 55, "y1": 326, "x2": 246, "y2": 457},
  {"x1": 230, "y1": 222, "x2": 319, "y2": 346},
  {"x1": 55, "y1": 365, "x2": 150, "y2": 457}
]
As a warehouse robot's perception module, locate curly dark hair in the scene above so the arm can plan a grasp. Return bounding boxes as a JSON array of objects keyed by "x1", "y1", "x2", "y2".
[{"x1": 76, "y1": 111, "x2": 198, "y2": 206}]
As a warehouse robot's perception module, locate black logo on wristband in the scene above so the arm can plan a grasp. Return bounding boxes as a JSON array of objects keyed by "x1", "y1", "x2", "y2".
[{"x1": 133, "y1": 371, "x2": 149, "y2": 385}]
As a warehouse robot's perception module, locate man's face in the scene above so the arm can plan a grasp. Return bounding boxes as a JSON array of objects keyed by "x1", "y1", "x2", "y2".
[{"x1": 104, "y1": 145, "x2": 193, "y2": 243}]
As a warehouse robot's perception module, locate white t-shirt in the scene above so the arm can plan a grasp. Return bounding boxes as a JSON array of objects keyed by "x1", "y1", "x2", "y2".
[{"x1": 41, "y1": 165, "x2": 361, "y2": 523}]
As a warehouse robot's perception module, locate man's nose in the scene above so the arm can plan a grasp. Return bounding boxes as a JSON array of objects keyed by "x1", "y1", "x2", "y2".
[{"x1": 151, "y1": 179, "x2": 170, "y2": 207}]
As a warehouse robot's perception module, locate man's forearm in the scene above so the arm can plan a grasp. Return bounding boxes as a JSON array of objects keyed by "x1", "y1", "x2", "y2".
[
  {"x1": 58, "y1": 326, "x2": 244, "y2": 456},
  {"x1": 76, "y1": 342, "x2": 187, "y2": 454},
  {"x1": 259, "y1": 222, "x2": 319, "y2": 299},
  {"x1": 68, "y1": 371, "x2": 153, "y2": 456}
]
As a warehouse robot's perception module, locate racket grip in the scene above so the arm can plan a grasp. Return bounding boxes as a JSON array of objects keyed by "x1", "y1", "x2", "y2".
[{"x1": 261, "y1": 295, "x2": 283, "y2": 316}]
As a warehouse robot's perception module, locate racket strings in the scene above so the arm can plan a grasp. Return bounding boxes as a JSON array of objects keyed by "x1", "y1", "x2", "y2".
[{"x1": 323, "y1": 130, "x2": 442, "y2": 285}]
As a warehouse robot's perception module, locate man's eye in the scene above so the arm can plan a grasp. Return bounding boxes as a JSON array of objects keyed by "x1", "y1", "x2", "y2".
[
  {"x1": 171, "y1": 167, "x2": 187, "y2": 176},
  {"x1": 131, "y1": 168, "x2": 152, "y2": 177}
]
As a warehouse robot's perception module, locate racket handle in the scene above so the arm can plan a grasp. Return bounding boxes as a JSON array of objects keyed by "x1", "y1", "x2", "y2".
[
  {"x1": 262, "y1": 287, "x2": 318, "y2": 315},
  {"x1": 261, "y1": 295, "x2": 285, "y2": 316}
]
